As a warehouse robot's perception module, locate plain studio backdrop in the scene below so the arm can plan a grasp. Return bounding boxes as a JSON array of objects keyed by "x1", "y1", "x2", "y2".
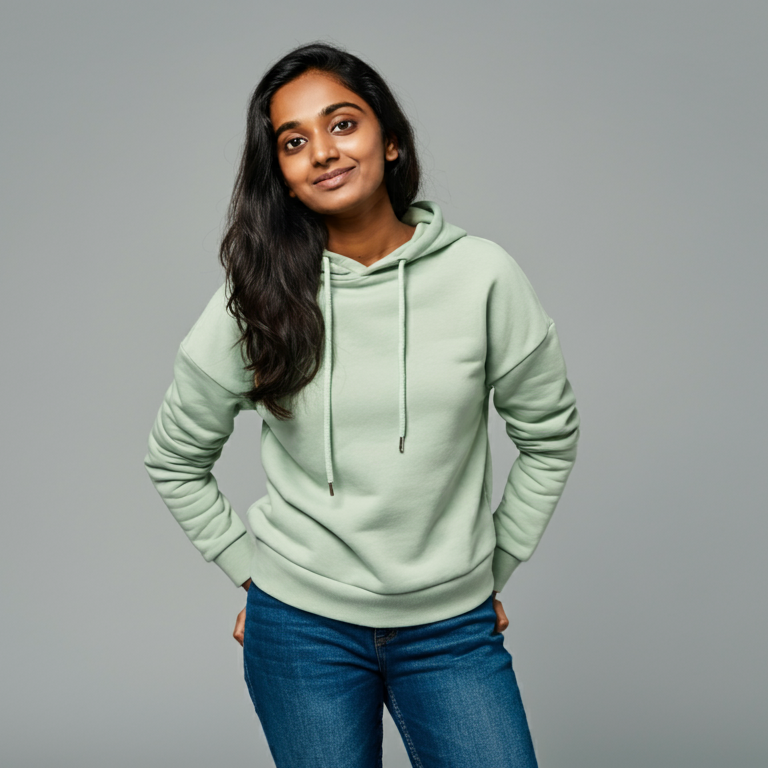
[{"x1": 1, "y1": 2, "x2": 766, "y2": 766}]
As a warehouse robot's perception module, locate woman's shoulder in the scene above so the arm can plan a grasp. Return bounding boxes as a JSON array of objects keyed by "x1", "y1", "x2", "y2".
[
  {"x1": 447, "y1": 234, "x2": 540, "y2": 290},
  {"x1": 179, "y1": 282, "x2": 252, "y2": 396},
  {"x1": 453, "y1": 235, "x2": 553, "y2": 334}
]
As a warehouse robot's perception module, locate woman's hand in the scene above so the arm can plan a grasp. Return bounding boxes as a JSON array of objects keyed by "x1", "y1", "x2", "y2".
[
  {"x1": 233, "y1": 578, "x2": 252, "y2": 647},
  {"x1": 233, "y1": 606, "x2": 246, "y2": 646},
  {"x1": 492, "y1": 590, "x2": 510, "y2": 633}
]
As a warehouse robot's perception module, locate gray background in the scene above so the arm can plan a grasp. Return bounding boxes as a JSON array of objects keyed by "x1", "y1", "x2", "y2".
[{"x1": 2, "y1": 2, "x2": 766, "y2": 766}]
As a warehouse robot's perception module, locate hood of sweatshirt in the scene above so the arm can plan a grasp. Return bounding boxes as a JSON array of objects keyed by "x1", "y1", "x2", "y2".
[{"x1": 318, "y1": 200, "x2": 468, "y2": 496}]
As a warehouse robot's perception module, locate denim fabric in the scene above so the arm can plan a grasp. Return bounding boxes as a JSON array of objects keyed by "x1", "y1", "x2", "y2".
[{"x1": 242, "y1": 582, "x2": 539, "y2": 768}]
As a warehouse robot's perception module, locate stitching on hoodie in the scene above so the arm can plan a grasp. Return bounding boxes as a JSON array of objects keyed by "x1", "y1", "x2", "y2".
[
  {"x1": 179, "y1": 341, "x2": 246, "y2": 399},
  {"x1": 387, "y1": 684, "x2": 424, "y2": 768},
  {"x1": 486, "y1": 319, "x2": 555, "y2": 389}
]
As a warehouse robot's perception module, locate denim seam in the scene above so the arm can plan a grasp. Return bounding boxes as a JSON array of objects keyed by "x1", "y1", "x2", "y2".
[
  {"x1": 374, "y1": 632, "x2": 386, "y2": 675},
  {"x1": 376, "y1": 697, "x2": 384, "y2": 768},
  {"x1": 387, "y1": 684, "x2": 424, "y2": 768},
  {"x1": 243, "y1": 646, "x2": 257, "y2": 714}
]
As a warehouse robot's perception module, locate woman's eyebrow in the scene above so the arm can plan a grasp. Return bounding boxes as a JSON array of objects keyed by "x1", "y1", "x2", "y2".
[{"x1": 274, "y1": 102, "x2": 364, "y2": 139}]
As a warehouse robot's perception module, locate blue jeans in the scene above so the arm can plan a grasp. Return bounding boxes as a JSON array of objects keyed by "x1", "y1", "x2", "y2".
[{"x1": 242, "y1": 582, "x2": 539, "y2": 767}]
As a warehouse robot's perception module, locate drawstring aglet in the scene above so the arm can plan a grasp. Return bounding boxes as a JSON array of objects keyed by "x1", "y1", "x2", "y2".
[
  {"x1": 328, "y1": 482, "x2": 335, "y2": 496},
  {"x1": 399, "y1": 436, "x2": 405, "y2": 453}
]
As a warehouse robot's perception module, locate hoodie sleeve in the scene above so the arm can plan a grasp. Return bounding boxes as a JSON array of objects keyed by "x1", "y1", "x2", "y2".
[
  {"x1": 143, "y1": 285, "x2": 258, "y2": 588},
  {"x1": 485, "y1": 250, "x2": 581, "y2": 593}
]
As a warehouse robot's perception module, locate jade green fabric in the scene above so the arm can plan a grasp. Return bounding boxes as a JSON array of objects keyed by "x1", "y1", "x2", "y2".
[{"x1": 144, "y1": 200, "x2": 580, "y2": 627}]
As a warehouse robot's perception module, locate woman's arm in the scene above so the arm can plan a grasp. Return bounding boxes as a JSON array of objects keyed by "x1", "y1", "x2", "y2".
[
  {"x1": 143, "y1": 342, "x2": 257, "y2": 587},
  {"x1": 483, "y1": 247, "x2": 581, "y2": 594},
  {"x1": 488, "y1": 319, "x2": 580, "y2": 593}
]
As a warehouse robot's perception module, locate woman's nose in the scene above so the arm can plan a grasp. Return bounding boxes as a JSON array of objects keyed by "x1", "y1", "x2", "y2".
[{"x1": 311, "y1": 132, "x2": 339, "y2": 165}]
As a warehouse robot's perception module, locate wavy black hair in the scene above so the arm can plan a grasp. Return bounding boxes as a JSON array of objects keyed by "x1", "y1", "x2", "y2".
[{"x1": 219, "y1": 40, "x2": 421, "y2": 419}]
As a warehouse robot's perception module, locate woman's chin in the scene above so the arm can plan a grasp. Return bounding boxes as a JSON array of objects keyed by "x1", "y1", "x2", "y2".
[{"x1": 305, "y1": 187, "x2": 373, "y2": 217}]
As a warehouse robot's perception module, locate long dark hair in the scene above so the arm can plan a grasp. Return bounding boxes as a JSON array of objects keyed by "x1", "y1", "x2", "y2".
[{"x1": 219, "y1": 41, "x2": 421, "y2": 419}]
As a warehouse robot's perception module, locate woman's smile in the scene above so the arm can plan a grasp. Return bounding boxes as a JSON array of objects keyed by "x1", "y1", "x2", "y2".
[{"x1": 313, "y1": 166, "x2": 356, "y2": 189}]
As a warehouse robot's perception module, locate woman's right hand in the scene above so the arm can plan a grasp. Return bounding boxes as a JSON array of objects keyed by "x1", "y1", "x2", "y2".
[
  {"x1": 233, "y1": 578, "x2": 251, "y2": 647},
  {"x1": 233, "y1": 606, "x2": 246, "y2": 646}
]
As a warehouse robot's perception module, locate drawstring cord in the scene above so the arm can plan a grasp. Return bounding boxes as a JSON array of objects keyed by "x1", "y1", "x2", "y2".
[
  {"x1": 322, "y1": 256, "x2": 334, "y2": 496},
  {"x1": 321, "y1": 255, "x2": 408, "y2": 496},
  {"x1": 398, "y1": 258, "x2": 407, "y2": 453}
]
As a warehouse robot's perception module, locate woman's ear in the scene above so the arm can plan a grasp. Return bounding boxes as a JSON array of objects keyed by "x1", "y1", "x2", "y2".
[{"x1": 384, "y1": 133, "x2": 399, "y2": 162}]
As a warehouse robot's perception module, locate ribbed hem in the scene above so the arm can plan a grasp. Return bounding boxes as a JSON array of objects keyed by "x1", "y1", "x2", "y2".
[
  {"x1": 491, "y1": 547, "x2": 522, "y2": 593},
  {"x1": 213, "y1": 532, "x2": 257, "y2": 588},
  {"x1": 247, "y1": 538, "x2": 496, "y2": 628}
]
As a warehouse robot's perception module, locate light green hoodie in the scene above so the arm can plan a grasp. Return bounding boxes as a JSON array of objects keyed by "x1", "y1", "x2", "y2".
[{"x1": 144, "y1": 200, "x2": 580, "y2": 627}]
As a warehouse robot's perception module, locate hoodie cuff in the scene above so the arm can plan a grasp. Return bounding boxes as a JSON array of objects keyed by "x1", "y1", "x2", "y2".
[
  {"x1": 213, "y1": 533, "x2": 256, "y2": 588},
  {"x1": 491, "y1": 547, "x2": 522, "y2": 593}
]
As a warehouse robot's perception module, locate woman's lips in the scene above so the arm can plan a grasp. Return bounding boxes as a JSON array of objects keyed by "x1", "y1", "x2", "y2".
[{"x1": 313, "y1": 166, "x2": 355, "y2": 189}]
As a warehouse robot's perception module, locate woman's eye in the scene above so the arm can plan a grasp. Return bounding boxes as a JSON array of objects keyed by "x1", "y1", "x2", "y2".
[{"x1": 283, "y1": 120, "x2": 355, "y2": 151}]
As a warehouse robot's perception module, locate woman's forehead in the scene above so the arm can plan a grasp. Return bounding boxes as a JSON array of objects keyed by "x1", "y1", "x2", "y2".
[{"x1": 270, "y1": 72, "x2": 367, "y2": 127}]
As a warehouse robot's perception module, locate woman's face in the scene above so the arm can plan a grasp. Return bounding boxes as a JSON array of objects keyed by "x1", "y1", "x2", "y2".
[{"x1": 269, "y1": 70, "x2": 399, "y2": 217}]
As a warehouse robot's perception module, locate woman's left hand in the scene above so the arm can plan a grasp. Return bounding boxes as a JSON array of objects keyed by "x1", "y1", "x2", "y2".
[{"x1": 492, "y1": 591, "x2": 509, "y2": 633}]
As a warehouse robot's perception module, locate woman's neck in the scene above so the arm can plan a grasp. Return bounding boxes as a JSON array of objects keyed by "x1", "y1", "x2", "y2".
[{"x1": 323, "y1": 188, "x2": 416, "y2": 268}]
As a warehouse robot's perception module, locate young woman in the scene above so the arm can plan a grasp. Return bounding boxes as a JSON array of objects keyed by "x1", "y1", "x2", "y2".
[{"x1": 144, "y1": 41, "x2": 580, "y2": 768}]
